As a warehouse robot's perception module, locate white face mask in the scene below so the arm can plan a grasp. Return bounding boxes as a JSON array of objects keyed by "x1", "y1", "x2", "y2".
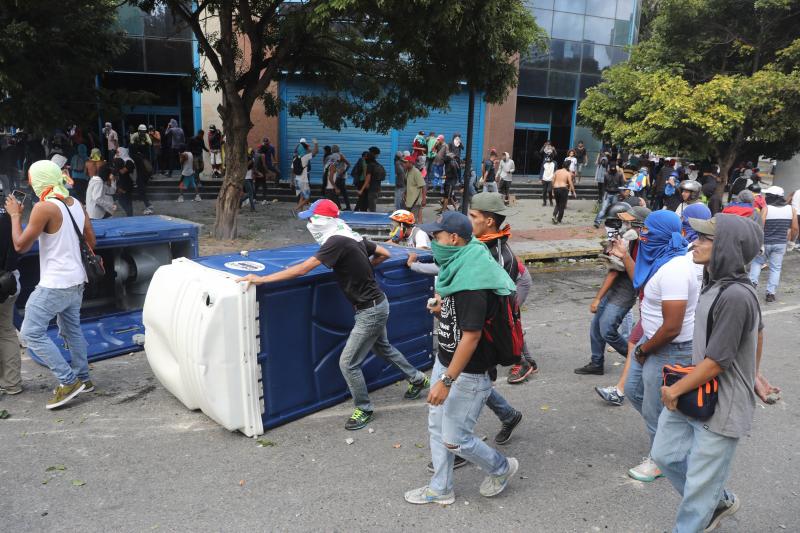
[
  {"x1": 622, "y1": 228, "x2": 639, "y2": 241},
  {"x1": 453, "y1": 138, "x2": 461, "y2": 147},
  {"x1": 306, "y1": 215, "x2": 362, "y2": 245}
]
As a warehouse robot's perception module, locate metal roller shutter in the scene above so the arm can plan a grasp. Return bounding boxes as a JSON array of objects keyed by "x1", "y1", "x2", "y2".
[{"x1": 280, "y1": 81, "x2": 485, "y2": 185}]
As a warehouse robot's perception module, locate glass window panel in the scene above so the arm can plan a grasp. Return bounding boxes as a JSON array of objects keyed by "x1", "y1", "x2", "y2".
[
  {"x1": 579, "y1": 74, "x2": 602, "y2": 98},
  {"x1": 144, "y1": 5, "x2": 192, "y2": 39},
  {"x1": 531, "y1": 0, "x2": 554, "y2": 8},
  {"x1": 612, "y1": 19, "x2": 632, "y2": 45},
  {"x1": 586, "y1": 0, "x2": 616, "y2": 18},
  {"x1": 548, "y1": 71, "x2": 578, "y2": 98},
  {"x1": 523, "y1": 41, "x2": 550, "y2": 69},
  {"x1": 532, "y1": 8, "x2": 553, "y2": 35},
  {"x1": 515, "y1": 97, "x2": 552, "y2": 124},
  {"x1": 118, "y1": 5, "x2": 145, "y2": 36},
  {"x1": 555, "y1": 0, "x2": 586, "y2": 14},
  {"x1": 581, "y1": 44, "x2": 627, "y2": 74},
  {"x1": 113, "y1": 37, "x2": 145, "y2": 71},
  {"x1": 583, "y1": 15, "x2": 614, "y2": 45},
  {"x1": 145, "y1": 39, "x2": 193, "y2": 74},
  {"x1": 518, "y1": 68, "x2": 549, "y2": 97},
  {"x1": 549, "y1": 39, "x2": 582, "y2": 72},
  {"x1": 616, "y1": 0, "x2": 636, "y2": 21},
  {"x1": 552, "y1": 12, "x2": 584, "y2": 40}
]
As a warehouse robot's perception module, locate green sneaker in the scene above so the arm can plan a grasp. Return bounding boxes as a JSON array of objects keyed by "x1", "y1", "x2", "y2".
[
  {"x1": 46, "y1": 381, "x2": 85, "y2": 410},
  {"x1": 81, "y1": 380, "x2": 95, "y2": 393},
  {"x1": 345, "y1": 408, "x2": 374, "y2": 430},
  {"x1": 404, "y1": 376, "x2": 430, "y2": 400}
]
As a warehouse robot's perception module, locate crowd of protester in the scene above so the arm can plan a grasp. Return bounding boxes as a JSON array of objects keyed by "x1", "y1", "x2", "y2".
[{"x1": 0, "y1": 121, "x2": 798, "y2": 531}]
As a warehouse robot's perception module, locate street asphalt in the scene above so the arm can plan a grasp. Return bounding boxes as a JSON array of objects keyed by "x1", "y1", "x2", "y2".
[{"x1": 1, "y1": 246, "x2": 799, "y2": 532}]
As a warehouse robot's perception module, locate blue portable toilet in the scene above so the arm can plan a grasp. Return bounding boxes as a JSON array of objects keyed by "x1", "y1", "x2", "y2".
[
  {"x1": 338, "y1": 211, "x2": 393, "y2": 241},
  {"x1": 15, "y1": 215, "x2": 199, "y2": 364},
  {"x1": 143, "y1": 244, "x2": 434, "y2": 436}
]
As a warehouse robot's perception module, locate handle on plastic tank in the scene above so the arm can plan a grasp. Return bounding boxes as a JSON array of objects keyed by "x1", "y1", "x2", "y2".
[{"x1": 118, "y1": 231, "x2": 159, "y2": 238}]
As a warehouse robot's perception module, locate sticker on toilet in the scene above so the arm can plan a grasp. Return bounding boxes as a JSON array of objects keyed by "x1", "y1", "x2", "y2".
[{"x1": 224, "y1": 260, "x2": 266, "y2": 272}]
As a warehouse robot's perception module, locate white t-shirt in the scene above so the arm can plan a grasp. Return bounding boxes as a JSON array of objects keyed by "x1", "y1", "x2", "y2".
[
  {"x1": 498, "y1": 159, "x2": 515, "y2": 181},
  {"x1": 542, "y1": 161, "x2": 555, "y2": 182},
  {"x1": 640, "y1": 254, "x2": 699, "y2": 343},
  {"x1": 181, "y1": 152, "x2": 194, "y2": 176},
  {"x1": 565, "y1": 156, "x2": 577, "y2": 173},
  {"x1": 409, "y1": 227, "x2": 431, "y2": 249},
  {"x1": 298, "y1": 153, "x2": 313, "y2": 181}
]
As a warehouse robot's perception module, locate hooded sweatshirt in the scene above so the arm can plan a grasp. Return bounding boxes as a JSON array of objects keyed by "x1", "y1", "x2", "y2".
[{"x1": 692, "y1": 214, "x2": 763, "y2": 438}]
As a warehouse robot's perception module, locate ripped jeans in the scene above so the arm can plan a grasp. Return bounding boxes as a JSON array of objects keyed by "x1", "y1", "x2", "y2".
[{"x1": 427, "y1": 358, "x2": 509, "y2": 494}]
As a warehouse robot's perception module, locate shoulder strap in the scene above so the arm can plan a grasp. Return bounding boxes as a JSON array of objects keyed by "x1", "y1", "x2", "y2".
[{"x1": 54, "y1": 198, "x2": 86, "y2": 245}]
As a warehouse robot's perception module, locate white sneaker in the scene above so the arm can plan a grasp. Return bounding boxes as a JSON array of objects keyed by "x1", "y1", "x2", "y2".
[
  {"x1": 177, "y1": 195, "x2": 184, "y2": 203},
  {"x1": 627, "y1": 456, "x2": 664, "y2": 482},
  {"x1": 142, "y1": 206, "x2": 154, "y2": 215},
  {"x1": 479, "y1": 457, "x2": 519, "y2": 497},
  {"x1": 404, "y1": 485, "x2": 455, "y2": 505},
  {"x1": 194, "y1": 194, "x2": 202, "y2": 202}
]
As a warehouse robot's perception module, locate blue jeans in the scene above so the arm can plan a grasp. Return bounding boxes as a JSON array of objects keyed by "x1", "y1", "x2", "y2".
[
  {"x1": 428, "y1": 359, "x2": 509, "y2": 494},
  {"x1": 20, "y1": 285, "x2": 89, "y2": 386},
  {"x1": 339, "y1": 297, "x2": 425, "y2": 412},
  {"x1": 394, "y1": 186, "x2": 406, "y2": 211},
  {"x1": 485, "y1": 388, "x2": 518, "y2": 424},
  {"x1": 618, "y1": 309, "x2": 634, "y2": 339},
  {"x1": 749, "y1": 243, "x2": 786, "y2": 294},
  {"x1": 651, "y1": 409, "x2": 738, "y2": 533},
  {"x1": 594, "y1": 192, "x2": 617, "y2": 225},
  {"x1": 625, "y1": 337, "x2": 692, "y2": 444},
  {"x1": 590, "y1": 297, "x2": 631, "y2": 367}
]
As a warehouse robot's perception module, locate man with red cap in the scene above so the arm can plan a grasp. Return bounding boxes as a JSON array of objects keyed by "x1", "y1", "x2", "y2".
[{"x1": 237, "y1": 199, "x2": 429, "y2": 430}]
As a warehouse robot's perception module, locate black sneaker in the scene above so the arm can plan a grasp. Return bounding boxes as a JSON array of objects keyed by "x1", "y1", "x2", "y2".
[
  {"x1": 345, "y1": 408, "x2": 374, "y2": 430},
  {"x1": 426, "y1": 455, "x2": 468, "y2": 473},
  {"x1": 495, "y1": 411, "x2": 523, "y2": 445},
  {"x1": 766, "y1": 293, "x2": 776, "y2": 303},
  {"x1": 404, "y1": 376, "x2": 430, "y2": 400},
  {"x1": 574, "y1": 363, "x2": 604, "y2": 375},
  {"x1": 704, "y1": 492, "x2": 740, "y2": 532}
]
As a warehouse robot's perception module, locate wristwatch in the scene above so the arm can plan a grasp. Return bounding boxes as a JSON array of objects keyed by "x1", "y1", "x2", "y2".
[
  {"x1": 440, "y1": 374, "x2": 454, "y2": 388},
  {"x1": 634, "y1": 345, "x2": 648, "y2": 359}
]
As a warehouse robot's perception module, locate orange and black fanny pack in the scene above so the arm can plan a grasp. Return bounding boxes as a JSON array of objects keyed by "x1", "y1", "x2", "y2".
[{"x1": 662, "y1": 364, "x2": 718, "y2": 420}]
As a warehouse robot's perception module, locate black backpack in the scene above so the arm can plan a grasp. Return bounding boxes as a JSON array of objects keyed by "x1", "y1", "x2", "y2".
[
  {"x1": 372, "y1": 161, "x2": 386, "y2": 182},
  {"x1": 482, "y1": 292, "x2": 524, "y2": 366},
  {"x1": 292, "y1": 154, "x2": 304, "y2": 175}
]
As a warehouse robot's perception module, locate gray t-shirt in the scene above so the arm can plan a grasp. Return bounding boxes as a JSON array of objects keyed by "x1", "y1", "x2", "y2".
[
  {"x1": 606, "y1": 270, "x2": 636, "y2": 308},
  {"x1": 692, "y1": 282, "x2": 762, "y2": 438}
]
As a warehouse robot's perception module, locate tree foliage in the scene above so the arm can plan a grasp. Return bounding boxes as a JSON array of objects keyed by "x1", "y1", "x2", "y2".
[
  {"x1": 0, "y1": 0, "x2": 126, "y2": 132},
  {"x1": 578, "y1": 0, "x2": 800, "y2": 178},
  {"x1": 131, "y1": 0, "x2": 544, "y2": 238}
]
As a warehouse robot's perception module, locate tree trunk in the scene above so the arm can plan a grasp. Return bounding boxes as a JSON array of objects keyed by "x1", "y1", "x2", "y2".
[
  {"x1": 460, "y1": 86, "x2": 476, "y2": 215},
  {"x1": 213, "y1": 101, "x2": 251, "y2": 239}
]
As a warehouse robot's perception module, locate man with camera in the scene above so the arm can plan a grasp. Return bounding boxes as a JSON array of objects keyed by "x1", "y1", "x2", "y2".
[{"x1": 0, "y1": 187, "x2": 20, "y2": 397}]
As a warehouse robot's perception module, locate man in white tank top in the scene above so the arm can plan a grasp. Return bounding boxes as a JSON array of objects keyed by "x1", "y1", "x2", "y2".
[{"x1": 5, "y1": 160, "x2": 96, "y2": 410}]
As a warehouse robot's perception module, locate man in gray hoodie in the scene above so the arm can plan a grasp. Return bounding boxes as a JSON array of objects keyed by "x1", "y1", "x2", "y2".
[{"x1": 651, "y1": 214, "x2": 763, "y2": 533}]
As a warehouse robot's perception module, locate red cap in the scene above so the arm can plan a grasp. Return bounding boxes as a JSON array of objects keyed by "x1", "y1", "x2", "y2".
[
  {"x1": 403, "y1": 155, "x2": 414, "y2": 162},
  {"x1": 298, "y1": 199, "x2": 340, "y2": 219}
]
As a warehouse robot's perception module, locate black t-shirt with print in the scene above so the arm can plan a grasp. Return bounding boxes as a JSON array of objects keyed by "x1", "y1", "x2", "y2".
[
  {"x1": 436, "y1": 289, "x2": 496, "y2": 374},
  {"x1": 314, "y1": 236, "x2": 383, "y2": 306}
]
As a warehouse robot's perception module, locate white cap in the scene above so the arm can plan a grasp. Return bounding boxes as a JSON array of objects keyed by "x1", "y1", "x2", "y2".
[
  {"x1": 764, "y1": 185, "x2": 785, "y2": 197},
  {"x1": 138, "y1": 124, "x2": 147, "y2": 131},
  {"x1": 299, "y1": 137, "x2": 307, "y2": 144},
  {"x1": 51, "y1": 154, "x2": 68, "y2": 169}
]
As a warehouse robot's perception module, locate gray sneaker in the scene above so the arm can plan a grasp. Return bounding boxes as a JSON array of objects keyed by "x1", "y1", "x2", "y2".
[
  {"x1": 595, "y1": 385, "x2": 624, "y2": 406},
  {"x1": 479, "y1": 457, "x2": 519, "y2": 497},
  {"x1": 404, "y1": 485, "x2": 455, "y2": 505}
]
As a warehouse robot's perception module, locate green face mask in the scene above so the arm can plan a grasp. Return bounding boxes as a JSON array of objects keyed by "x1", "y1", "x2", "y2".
[{"x1": 430, "y1": 238, "x2": 465, "y2": 267}]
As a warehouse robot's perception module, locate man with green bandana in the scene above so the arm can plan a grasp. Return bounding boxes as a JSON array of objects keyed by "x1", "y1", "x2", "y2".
[
  {"x1": 405, "y1": 211, "x2": 520, "y2": 505},
  {"x1": 5, "y1": 160, "x2": 96, "y2": 410}
]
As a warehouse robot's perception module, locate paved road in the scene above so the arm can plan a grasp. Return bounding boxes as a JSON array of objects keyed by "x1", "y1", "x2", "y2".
[{"x1": 2, "y1": 256, "x2": 799, "y2": 532}]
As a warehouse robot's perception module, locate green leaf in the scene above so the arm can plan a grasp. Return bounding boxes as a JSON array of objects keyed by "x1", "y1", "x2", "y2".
[
  {"x1": 71, "y1": 480, "x2": 86, "y2": 487},
  {"x1": 0, "y1": 409, "x2": 9, "y2": 419},
  {"x1": 256, "y1": 439, "x2": 276, "y2": 448},
  {"x1": 45, "y1": 465, "x2": 66, "y2": 472}
]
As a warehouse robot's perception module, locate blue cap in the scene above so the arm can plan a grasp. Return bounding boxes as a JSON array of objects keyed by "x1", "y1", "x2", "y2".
[{"x1": 418, "y1": 211, "x2": 473, "y2": 241}]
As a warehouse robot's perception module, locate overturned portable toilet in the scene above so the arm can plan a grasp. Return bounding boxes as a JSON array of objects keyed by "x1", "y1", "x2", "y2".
[
  {"x1": 143, "y1": 244, "x2": 434, "y2": 436},
  {"x1": 15, "y1": 216, "x2": 199, "y2": 364}
]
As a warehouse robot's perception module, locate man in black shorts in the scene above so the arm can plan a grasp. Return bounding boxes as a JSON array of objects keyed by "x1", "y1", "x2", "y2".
[{"x1": 237, "y1": 199, "x2": 429, "y2": 430}]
